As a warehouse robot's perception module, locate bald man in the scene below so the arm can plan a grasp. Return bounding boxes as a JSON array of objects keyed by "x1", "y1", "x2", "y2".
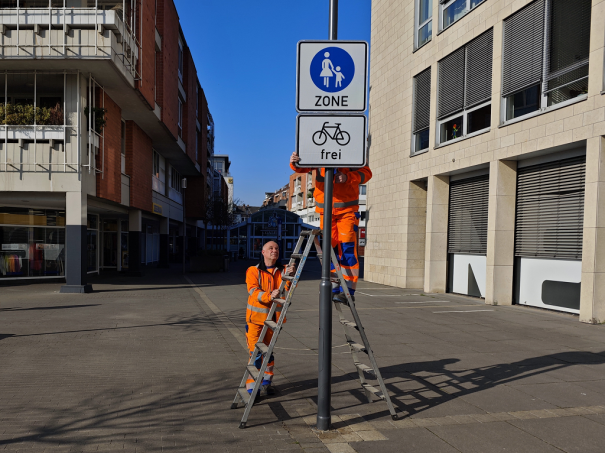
[{"x1": 245, "y1": 241, "x2": 294, "y2": 396}]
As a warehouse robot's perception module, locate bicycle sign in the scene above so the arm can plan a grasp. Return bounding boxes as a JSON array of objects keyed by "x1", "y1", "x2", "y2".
[
  {"x1": 312, "y1": 122, "x2": 351, "y2": 146},
  {"x1": 296, "y1": 115, "x2": 366, "y2": 168}
]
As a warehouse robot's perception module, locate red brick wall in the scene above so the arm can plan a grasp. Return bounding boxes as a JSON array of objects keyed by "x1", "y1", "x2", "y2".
[
  {"x1": 96, "y1": 93, "x2": 122, "y2": 204},
  {"x1": 155, "y1": 0, "x2": 164, "y2": 109},
  {"x1": 199, "y1": 88, "x2": 209, "y2": 171},
  {"x1": 184, "y1": 50, "x2": 198, "y2": 163},
  {"x1": 157, "y1": 0, "x2": 179, "y2": 139},
  {"x1": 136, "y1": 0, "x2": 156, "y2": 108},
  {"x1": 125, "y1": 121, "x2": 153, "y2": 211}
]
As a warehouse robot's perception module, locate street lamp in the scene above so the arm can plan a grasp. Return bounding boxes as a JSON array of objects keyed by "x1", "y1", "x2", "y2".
[{"x1": 182, "y1": 177, "x2": 187, "y2": 274}]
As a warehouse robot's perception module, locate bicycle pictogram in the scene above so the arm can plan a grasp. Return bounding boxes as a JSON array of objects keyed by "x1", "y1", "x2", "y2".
[{"x1": 312, "y1": 122, "x2": 351, "y2": 146}]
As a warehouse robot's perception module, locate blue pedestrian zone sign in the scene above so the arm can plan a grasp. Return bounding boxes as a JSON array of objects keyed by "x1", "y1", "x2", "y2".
[
  {"x1": 297, "y1": 41, "x2": 368, "y2": 112},
  {"x1": 310, "y1": 47, "x2": 355, "y2": 92}
]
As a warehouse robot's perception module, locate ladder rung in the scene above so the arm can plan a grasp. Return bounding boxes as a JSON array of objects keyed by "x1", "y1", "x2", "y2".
[
  {"x1": 246, "y1": 365, "x2": 260, "y2": 380},
  {"x1": 349, "y1": 342, "x2": 367, "y2": 353},
  {"x1": 300, "y1": 230, "x2": 312, "y2": 236},
  {"x1": 264, "y1": 320, "x2": 277, "y2": 331},
  {"x1": 256, "y1": 342, "x2": 269, "y2": 354},
  {"x1": 356, "y1": 363, "x2": 376, "y2": 376},
  {"x1": 339, "y1": 319, "x2": 358, "y2": 329},
  {"x1": 238, "y1": 388, "x2": 251, "y2": 404},
  {"x1": 291, "y1": 253, "x2": 303, "y2": 259},
  {"x1": 362, "y1": 383, "x2": 385, "y2": 399},
  {"x1": 282, "y1": 275, "x2": 294, "y2": 281},
  {"x1": 273, "y1": 298, "x2": 286, "y2": 306}
]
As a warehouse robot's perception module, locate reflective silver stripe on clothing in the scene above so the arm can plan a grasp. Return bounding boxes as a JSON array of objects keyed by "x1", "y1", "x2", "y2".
[
  {"x1": 257, "y1": 292, "x2": 266, "y2": 303},
  {"x1": 334, "y1": 200, "x2": 359, "y2": 208},
  {"x1": 247, "y1": 303, "x2": 270, "y2": 313},
  {"x1": 317, "y1": 202, "x2": 324, "y2": 208},
  {"x1": 358, "y1": 171, "x2": 365, "y2": 183},
  {"x1": 249, "y1": 287, "x2": 257, "y2": 295}
]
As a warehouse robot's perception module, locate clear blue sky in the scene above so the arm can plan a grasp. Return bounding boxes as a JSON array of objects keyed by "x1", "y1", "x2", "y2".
[{"x1": 175, "y1": 0, "x2": 372, "y2": 206}]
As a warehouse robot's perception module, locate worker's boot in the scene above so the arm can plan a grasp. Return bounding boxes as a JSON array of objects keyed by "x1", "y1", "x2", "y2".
[{"x1": 333, "y1": 292, "x2": 354, "y2": 305}]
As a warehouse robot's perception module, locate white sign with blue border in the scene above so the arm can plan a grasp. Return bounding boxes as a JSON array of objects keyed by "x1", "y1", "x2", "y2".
[{"x1": 297, "y1": 41, "x2": 368, "y2": 112}]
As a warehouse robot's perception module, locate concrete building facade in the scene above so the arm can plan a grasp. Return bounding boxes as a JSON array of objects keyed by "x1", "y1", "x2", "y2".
[
  {"x1": 367, "y1": 0, "x2": 605, "y2": 322},
  {"x1": 0, "y1": 0, "x2": 213, "y2": 291}
]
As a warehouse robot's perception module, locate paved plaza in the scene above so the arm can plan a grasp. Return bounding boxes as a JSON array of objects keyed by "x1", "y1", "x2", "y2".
[{"x1": 3, "y1": 260, "x2": 605, "y2": 452}]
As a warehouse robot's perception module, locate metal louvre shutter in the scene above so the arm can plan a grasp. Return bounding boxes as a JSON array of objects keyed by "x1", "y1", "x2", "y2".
[
  {"x1": 543, "y1": 0, "x2": 591, "y2": 95},
  {"x1": 448, "y1": 175, "x2": 489, "y2": 255},
  {"x1": 515, "y1": 156, "x2": 586, "y2": 260},
  {"x1": 465, "y1": 29, "x2": 493, "y2": 108},
  {"x1": 413, "y1": 68, "x2": 431, "y2": 133},
  {"x1": 438, "y1": 47, "x2": 465, "y2": 120},
  {"x1": 502, "y1": 0, "x2": 545, "y2": 97}
]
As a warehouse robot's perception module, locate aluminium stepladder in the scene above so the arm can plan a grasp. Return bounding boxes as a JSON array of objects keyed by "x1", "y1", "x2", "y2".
[{"x1": 231, "y1": 229, "x2": 398, "y2": 429}]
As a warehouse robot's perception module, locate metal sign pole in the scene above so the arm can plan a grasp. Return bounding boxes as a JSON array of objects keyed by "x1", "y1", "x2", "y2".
[{"x1": 317, "y1": 0, "x2": 337, "y2": 433}]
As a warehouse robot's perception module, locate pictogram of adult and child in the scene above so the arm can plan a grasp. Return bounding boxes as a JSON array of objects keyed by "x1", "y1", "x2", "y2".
[
  {"x1": 320, "y1": 52, "x2": 345, "y2": 88},
  {"x1": 310, "y1": 46, "x2": 355, "y2": 93}
]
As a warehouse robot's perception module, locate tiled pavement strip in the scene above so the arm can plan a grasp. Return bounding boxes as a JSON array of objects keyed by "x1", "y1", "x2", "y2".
[{"x1": 4, "y1": 261, "x2": 605, "y2": 451}]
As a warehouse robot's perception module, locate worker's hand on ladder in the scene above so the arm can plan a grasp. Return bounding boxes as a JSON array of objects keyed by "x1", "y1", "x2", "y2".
[
  {"x1": 285, "y1": 264, "x2": 295, "y2": 275},
  {"x1": 270, "y1": 289, "x2": 280, "y2": 300}
]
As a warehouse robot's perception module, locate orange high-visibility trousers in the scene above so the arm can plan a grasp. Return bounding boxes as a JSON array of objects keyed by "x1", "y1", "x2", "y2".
[
  {"x1": 245, "y1": 323, "x2": 274, "y2": 392},
  {"x1": 320, "y1": 210, "x2": 360, "y2": 295}
]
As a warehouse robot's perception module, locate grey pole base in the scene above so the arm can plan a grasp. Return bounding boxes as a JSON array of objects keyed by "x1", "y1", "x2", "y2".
[
  {"x1": 316, "y1": 415, "x2": 331, "y2": 432},
  {"x1": 60, "y1": 284, "x2": 93, "y2": 294}
]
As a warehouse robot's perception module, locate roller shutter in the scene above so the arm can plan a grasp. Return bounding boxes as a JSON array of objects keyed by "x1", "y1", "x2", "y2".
[
  {"x1": 448, "y1": 174, "x2": 489, "y2": 255},
  {"x1": 515, "y1": 156, "x2": 586, "y2": 260},
  {"x1": 502, "y1": 0, "x2": 545, "y2": 97},
  {"x1": 438, "y1": 47, "x2": 465, "y2": 120},
  {"x1": 413, "y1": 68, "x2": 431, "y2": 133}
]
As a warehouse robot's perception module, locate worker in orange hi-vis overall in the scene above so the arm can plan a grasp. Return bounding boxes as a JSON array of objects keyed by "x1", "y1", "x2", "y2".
[
  {"x1": 245, "y1": 241, "x2": 295, "y2": 396},
  {"x1": 290, "y1": 152, "x2": 372, "y2": 304}
]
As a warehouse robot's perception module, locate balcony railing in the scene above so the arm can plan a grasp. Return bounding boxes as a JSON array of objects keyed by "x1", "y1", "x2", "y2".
[
  {"x1": 0, "y1": 1, "x2": 140, "y2": 81},
  {"x1": 0, "y1": 71, "x2": 105, "y2": 175}
]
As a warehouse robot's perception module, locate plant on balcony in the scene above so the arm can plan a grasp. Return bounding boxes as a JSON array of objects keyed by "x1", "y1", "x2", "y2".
[
  {"x1": 0, "y1": 103, "x2": 64, "y2": 126},
  {"x1": 307, "y1": 188, "x2": 314, "y2": 199},
  {"x1": 84, "y1": 106, "x2": 108, "y2": 133}
]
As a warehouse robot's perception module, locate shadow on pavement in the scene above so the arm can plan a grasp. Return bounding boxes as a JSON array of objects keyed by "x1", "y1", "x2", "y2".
[
  {"x1": 0, "y1": 304, "x2": 100, "y2": 312},
  {"x1": 272, "y1": 351, "x2": 605, "y2": 421}
]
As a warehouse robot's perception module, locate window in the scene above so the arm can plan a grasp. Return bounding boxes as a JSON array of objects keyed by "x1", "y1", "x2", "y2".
[
  {"x1": 170, "y1": 166, "x2": 182, "y2": 193},
  {"x1": 412, "y1": 68, "x2": 431, "y2": 154},
  {"x1": 440, "y1": 0, "x2": 486, "y2": 30},
  {"x1": 360, "y1": 185, "x2": 367, "y2": 195},
  {"x1": 153, "y1": 151, "x2": 160, "y2": 178},
  {"x1": 502, "y1": 0, "x2": 591, "y2": 122},
  {"x1": 178, "y1": 38, "x2": 184, "y2": 82},
  {"x1": 121, "y1": 120, "x2": 126, "y2": 155},
  {"x1": 196, "y1": 84, "x2": 199, "y2": 118},
  {"x1": 178, "y1": 97, "x2": 183, "y2": 138},
  {"x1": 415, "y1": 0, "x2": 432, "y2": 49},
  {"x1": 437, "y1": 29, "x2": 493, "y2": 145},
  {"x1": 195, "y1": 131, "x2": 199, "y2": 162}
]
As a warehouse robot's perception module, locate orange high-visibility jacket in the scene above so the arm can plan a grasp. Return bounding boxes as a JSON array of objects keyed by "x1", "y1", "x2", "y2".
[
  {"x1": 246, "y1": 264, "x2": 291, "y2": 326},
  {"x1": 290, "y1": 165, "x2": 372, "y2": 215}
]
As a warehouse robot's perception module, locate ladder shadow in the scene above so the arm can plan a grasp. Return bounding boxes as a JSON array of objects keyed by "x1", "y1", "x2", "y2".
[{"x1": 268, "y1": 351, "x2": 605, "y2": 422}]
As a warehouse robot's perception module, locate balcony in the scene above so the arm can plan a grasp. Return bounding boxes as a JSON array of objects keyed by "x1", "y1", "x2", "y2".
[
  {"x1": 0, "y1": 70, "x2": 105, "y2": 174},
  {"x1": 0, "y1": 1, "x2": 140, "y2": 83}
]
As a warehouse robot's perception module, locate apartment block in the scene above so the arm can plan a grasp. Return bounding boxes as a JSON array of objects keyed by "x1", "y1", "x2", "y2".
[
  {"x1": 367, "y1": 0, "x2": 605, "y2": 321},
  {"x1": 0, "y1": 0, "x2": 214, "y2": 291}
]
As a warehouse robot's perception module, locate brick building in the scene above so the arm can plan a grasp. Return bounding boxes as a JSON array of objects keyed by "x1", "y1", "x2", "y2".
[
  {"x1": 0, "y1": 0, "x2": 214, "y2": 292},
  {"x1": 367, "y1": 0, "x2": 605, "y2": 321},
  {"x1": 262, "y1": 183, "x2": 290, "y2": 209}
]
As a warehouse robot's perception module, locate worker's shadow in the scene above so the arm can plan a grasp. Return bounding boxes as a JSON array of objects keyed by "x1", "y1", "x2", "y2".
[{"x1": 272, "y1": 351, "x2": 605, "y2": 420}]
